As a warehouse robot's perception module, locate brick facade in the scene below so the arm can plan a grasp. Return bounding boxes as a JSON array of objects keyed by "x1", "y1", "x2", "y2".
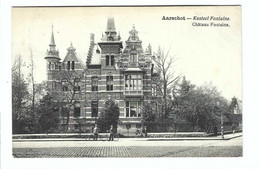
[{"x1": 45, "y1": 18, "x2": 159, "y2": 133}]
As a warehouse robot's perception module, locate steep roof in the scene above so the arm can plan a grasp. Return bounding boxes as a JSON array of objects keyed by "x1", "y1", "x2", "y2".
[
  {"x1": 86, "y1": 33, "x2": 102, "y2": 68},
  {"x1": 62, "y1": 42, "x2": 84, "y2": 69}
]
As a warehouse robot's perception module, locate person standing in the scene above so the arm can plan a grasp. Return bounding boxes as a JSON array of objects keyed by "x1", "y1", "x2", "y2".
[
  {"x1": 93, "y1": 124, "x2": 99, "y2": 141},
  {"x1": 143, "y1": 126, "x2": 148, "y2": 138},
  {"x1": 213, "y1": 126, "x2": 218, "y2": 136},
  {"x1": 232, "y1": 124, "x2": 236, "y2": 134},
  {"x1": 109, "y1": 125, "x2": 115, "y2": 141}
]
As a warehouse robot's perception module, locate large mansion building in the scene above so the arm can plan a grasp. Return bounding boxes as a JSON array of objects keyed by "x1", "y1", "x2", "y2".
[{"x1": 45, "y1": 18, "x2": 159, "y2": 133}]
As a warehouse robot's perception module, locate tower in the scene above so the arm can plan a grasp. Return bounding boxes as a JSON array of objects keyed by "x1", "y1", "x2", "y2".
[
  {"x1": 44, "y1": 25, "x2": 61, "y2": 89},
  {"x1": 99, "y1": 17, "x2": 123, "y2": 69}
]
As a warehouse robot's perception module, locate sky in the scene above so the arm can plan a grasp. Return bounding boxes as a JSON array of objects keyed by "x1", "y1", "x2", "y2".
[{"x1": 12, "y1": 6, "x2": 242, "y2": 100}]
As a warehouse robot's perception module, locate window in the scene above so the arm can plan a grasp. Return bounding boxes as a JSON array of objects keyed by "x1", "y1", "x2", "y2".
[
  {"x1": 136, "y1": 124, "x2": 142, "y2": 128},
  {"x1": 71, "y1": 61, "x2": 75, "y2": 70},
  {"x1": 52, "y1": 81, "x2": 56, "y2": 90},
  {"x1": 91, "y1": 101, "x2": 98, "y2": 117},
  {"x1": 125, "y1": 74, "x2": 142, "y2": 90},
  {"x1": 106, "y1": 55, "x2": 115, "y2": 66},
  {"x1": 111, "y1": 55, "x2": 115, "y2": 66},
  {"x1": 106, "y1": 76, "x2": 113, "y2": 91},
  {"x1": 126, "y1": 124, "x2": 131, "y2": 129},
  {"x1": 51, "y1": 63, "x2": 55, "y2": 70},
  {"x1": 152, "y1": 84, "x2": 157, "y2": 96},
  {"x1": 55, "y1": 64, "x2": 58, "y2": 70},
  {"x1": 91, "y1": 76, "x2": 98, "y2": 91},
  {"x1": 59, "y1": 66, "x2": 61, "y2": 70},
  {"x1": 152, "y1": 102, "x2": 157, "y2": 112},
  {"x1": 62, "y1": 79, "x2": 68, "y2": 91},
  {"x1": 125, "y1": 101, "x2": 141, "y2": 117},
  {"x1": 130, "y1": 54, "x2": 138, "y2": 63},
  {"x1": 106, "y1": 55, "x2": 109, "y2": 66},
  {"x1": 74, "y1": 78, "x2": 81, "y2": 91},
  {"x1": 48, "y1": 62, "x2": 51, "y2": 70},
  {"x1": 67, "y1": 61, "x2": 70, "y2": 70},
  {"x1": 74, "y1": 106, "x2": 80, "y2": 117}
]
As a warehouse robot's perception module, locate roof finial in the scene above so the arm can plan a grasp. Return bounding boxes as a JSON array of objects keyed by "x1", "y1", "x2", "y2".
[
  {"x1": 49, "y1": 24, "x2": 56, "y2": 48},
  {"x1": 106, "y1": 17, "x2": 116, "y2": 31},
  {"x1": 70, "y1": 41, "x2": 73, "y2": 47}
]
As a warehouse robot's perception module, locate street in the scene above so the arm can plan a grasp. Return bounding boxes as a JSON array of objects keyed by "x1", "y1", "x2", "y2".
[{"x1": 12, "y1": 133, "x2": 242, "y2": 158}]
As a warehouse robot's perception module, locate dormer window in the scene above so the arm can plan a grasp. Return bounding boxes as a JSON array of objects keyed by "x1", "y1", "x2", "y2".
[
  {"x1": 72, "y1": 61, "x2": 75, "y2": 70},
  {"x1": 108, "y1": 36, "x2": 113, "y2": 41},
  {"x1": 96, "y1": 48, "x2": 100, "y2": 54},
  {"x1": 130, "y1": 54, "x2": 138, "y2": 64},
  {"x1": 67, "y1": 61, "x2": 70, "y2": 70}
]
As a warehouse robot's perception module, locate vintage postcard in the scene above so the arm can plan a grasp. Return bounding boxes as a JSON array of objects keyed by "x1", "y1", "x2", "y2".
[{"x1": 11, "y1": 6, "x2": 242, "y2": 159}]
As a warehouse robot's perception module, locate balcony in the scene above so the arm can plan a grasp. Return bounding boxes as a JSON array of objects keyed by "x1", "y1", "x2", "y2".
[
  {"x1": 129, "y1": 62, "x2": 139, "y2": 68},
  {"x1": 124, "y1": 90, "x2": 143, "y2": 98}
]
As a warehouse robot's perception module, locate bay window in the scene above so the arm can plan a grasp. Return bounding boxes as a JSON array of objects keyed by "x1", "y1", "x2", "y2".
[{"x1": 125, "y1": 74, "x2": 142, "y2": 90}]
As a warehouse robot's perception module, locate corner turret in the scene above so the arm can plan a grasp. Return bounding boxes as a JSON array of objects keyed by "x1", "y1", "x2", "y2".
[{"x1": 45, "y1": 25, "x2": 61, "y2": 82}]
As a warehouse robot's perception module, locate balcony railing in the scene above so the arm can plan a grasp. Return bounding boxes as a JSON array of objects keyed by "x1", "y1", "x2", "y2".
[
  {"x1": 129, "y1": 62, "x2": 139, "y2": 68},
  {"x1": 124, "y1": 90, "x2": 143, "y2": 97}
]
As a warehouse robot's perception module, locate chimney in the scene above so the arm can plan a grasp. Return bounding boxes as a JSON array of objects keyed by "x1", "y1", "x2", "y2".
[
  {"x1": 148, "y1": 44, "x2": 152, "y2": 55},
  {"x1": 90, "y1": 33, "x2": 95, "y2": 45}
]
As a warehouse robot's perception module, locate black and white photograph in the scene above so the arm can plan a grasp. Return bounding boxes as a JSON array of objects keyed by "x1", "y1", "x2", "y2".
[{"x1": 10, "y1": 6, "x2": 243, "y2": 158}]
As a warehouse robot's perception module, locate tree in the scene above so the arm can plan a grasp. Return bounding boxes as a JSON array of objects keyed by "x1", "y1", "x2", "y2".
[
  {"x1": 12, "y1": 55, "x2": 31, "y2": 133},
  {"x1": 173, "y1": 78, "x2": 229, "y2": 131},
  {"x1": 141, "y1": 103, "x2": 157, "y2": 132},
  {"x1": 97, "y1": 100, "x2": 120, "y2": 132},
  {"x1": 35, "y1": 93, "x2": 60, "y2": 133},
  {"x1": 142, "y1": 103, "x2": 156, "y2": 123},
  {"x1": 49, "y1": 69, "x2": 84, "y2": 131},
  {"x1": 28, "y1": 49, "x2": 36, "y2": 119},
  {"x1": 152, "y1": 47, "x2": 180, "y2": 122}
]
